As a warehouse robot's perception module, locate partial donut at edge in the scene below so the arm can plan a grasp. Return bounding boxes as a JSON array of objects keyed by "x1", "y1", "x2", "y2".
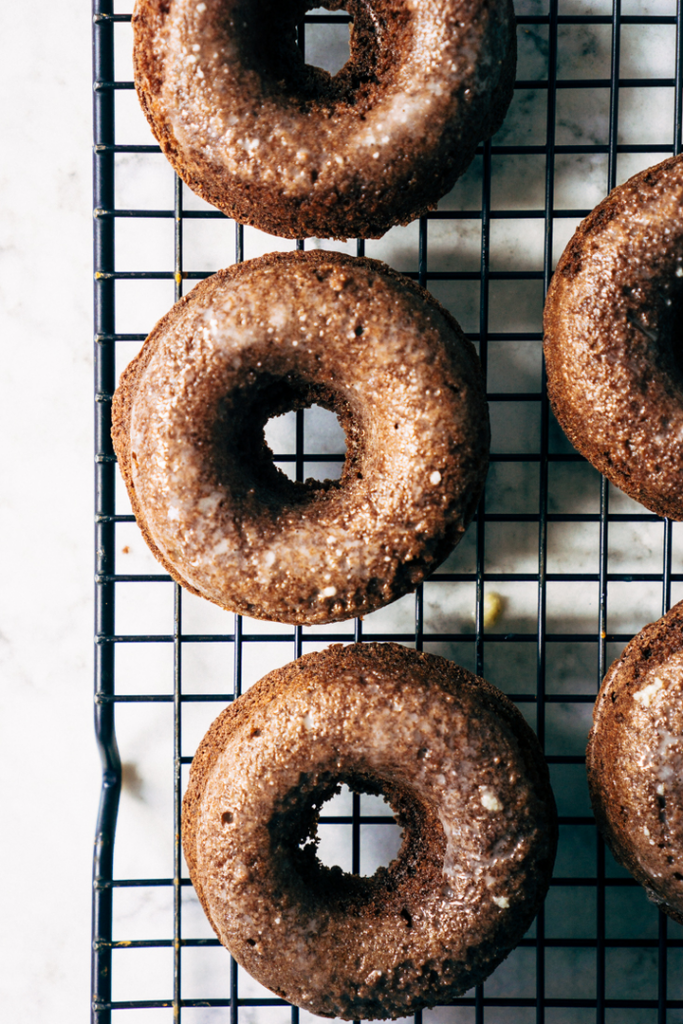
[
  {"x1": 543, "y1": 154, "x2": 683, "y2": 520},
  {"x1": 112, "y1": 250, "x2": 490, "y2": 625},
  {"x1": 183, "y1": 642, "x2": 558, "y2": 1019},
  {"x1": 587, "y1": 601, "x2": 683, "y2": 925},
  {"x1": 132, "y1": 0, "x2": 517, "y2": 240}
]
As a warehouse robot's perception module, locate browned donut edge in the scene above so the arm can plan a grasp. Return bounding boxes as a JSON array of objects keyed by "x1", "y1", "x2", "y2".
[
  {"x1": 112, "y1": 249, "x2": 488, "y2": 624},
  {"x1": 543, "y1": 155, "x2": 683, "y2": 520},
  {"x1": 132, "y1": 0, "x2": 517, "y2": 240},
  {"x1": 182, "y1": 642, "x2": 559, "y2": 969},
  {"x1": 182, "y1": 674, "x2": 272, "y2": 930},
  {"x1": 111, "y1": 284, "x2": 205, "y2": 601},
  {"x1": 586, "y1": 602, "x2": 683, "y2": 926}
]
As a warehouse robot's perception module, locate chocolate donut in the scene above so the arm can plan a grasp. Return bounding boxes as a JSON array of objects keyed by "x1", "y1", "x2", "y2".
[
  {"x1": 587, "y1": 602, "x2": 683, "y2": 925},
  {"x1": 544, "y1": 155, "x2": 683, "y2": 520},
  {"x1": 183, "y1": 643, "x2": 558, "y2": 1019},
  {"x1": 111, "y1": 251, "x2": 489, "y2": 625},
  {"x1": 132, "y1": 0, "x2": 516, "y2": 240}
]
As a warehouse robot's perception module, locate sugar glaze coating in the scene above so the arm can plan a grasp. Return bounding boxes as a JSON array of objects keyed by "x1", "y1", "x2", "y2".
[
  {"x1": 544, "y1": 155, "x2": 683, "y2": 519},
  {"x1": 183, "y1": 643, "x2": 558, "y2": 1019},
  {"x1": 112, "y1": 251, "x2": 489, "y2": 625},
  {"x1": 132, "y1": 0, "x2": 516, "y2": 239},
  {"x1": 587, "y1": 602, "x2": 683, "y2": 925}
]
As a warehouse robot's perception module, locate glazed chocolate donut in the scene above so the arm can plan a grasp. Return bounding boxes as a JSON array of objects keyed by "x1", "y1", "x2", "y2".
[
  {"x1": 132, "y1": 0, "x2": 516, "y2": 240},
  {"x1": 544, "y1": 155, "x2": 683, "y2": 520},
  {"x1": 183, "y1": 643, "x2": 558, "y2": 1019},
  {"x1": 587, "y1": 602, "x2": 683, "y2": 925},
  {"x1": 112, "y1": 250, "x2": 489, "y2": 625}
]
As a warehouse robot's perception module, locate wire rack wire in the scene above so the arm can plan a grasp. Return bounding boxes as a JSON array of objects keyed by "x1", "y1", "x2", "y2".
[{"x1": 94, "y1": 2, "x2": 683, "y2": 1022}]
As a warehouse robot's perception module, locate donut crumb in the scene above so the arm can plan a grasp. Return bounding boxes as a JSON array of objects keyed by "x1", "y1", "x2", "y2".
[{"x1": 482, "y1": 592, "x2": 504, "y2": 629}]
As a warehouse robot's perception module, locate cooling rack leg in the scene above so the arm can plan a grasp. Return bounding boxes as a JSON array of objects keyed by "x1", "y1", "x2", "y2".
[{"x1": 92, "y1": 3, "x2": 121, "y2": 1021}]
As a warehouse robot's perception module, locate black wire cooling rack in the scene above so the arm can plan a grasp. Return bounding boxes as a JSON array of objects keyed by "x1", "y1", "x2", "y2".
[{"x1": 94, "y1": 2, "x2": 683, "y2": 1022}]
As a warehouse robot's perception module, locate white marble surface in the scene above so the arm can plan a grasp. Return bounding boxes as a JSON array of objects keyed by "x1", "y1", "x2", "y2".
[
  {"x1": 0, "y1": 3, "x2": 99, "y2": 1022},
  {"x1": 3, "y1": 1, "x2": 683, "y2": 1022}
]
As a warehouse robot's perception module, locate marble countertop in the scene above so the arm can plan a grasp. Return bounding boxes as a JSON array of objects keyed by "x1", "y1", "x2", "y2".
[
  {"x1": 2, "y1": 1, "x2": 683, "y2": 1021},
  {"x1": 1, "y1": 3, "x2": 100, "y2": 1020}
]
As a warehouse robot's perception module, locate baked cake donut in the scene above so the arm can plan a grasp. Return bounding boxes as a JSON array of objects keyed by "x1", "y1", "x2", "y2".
[
  {"x1": 112, "y1": 250, "x2": 489, "y2": 625},
  {"x1": 544, "y1": 155, "x2": 683, "y2": 520},
  {"x1": 587, "y1": 601, "x2": 683, "y2": 924},
  {"x1": 132, "y1": 0, "x2": 517, "y2": 239},
  {"x1": 183, "y1": 643, "x2": 558, "y2": 1019}
]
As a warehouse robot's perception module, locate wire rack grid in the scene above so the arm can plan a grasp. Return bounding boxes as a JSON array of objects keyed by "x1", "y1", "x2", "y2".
[{"x1": 94, "y1": 2, "x2": 683, "y2": 1023}]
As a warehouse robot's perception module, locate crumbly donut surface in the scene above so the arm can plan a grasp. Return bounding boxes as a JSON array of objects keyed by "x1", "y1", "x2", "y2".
[
  {"x1": 112, "y1": 251, "x2": 489, "y2": 625},
  {"x1": 544, "y1": 155, "x2": 683, "y2": 519},
  {"x1": 183, "y1": 643, "x2": 558, "y2": 1019},
  {"x1": 587, "y1": 603, "x2": 683, "y2": 925},
  {"x1": 132, "y1": 0, "x2": 516, "y2": 239}
]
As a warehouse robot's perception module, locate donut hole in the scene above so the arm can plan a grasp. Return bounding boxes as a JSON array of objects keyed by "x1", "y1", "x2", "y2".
[
  {"x1": 304, "y1": 7, "x2": 351, "y2": 78},
  {"x1": 235, "y1": 0, "x2": 410, "y2": 109},
  {"x1": 316, "y1": 784, "x2": 403, "y2": 875},
  {"x1": 286, "y1": 776, "x2": 405, "y2": 880},
  {"x1": 665, "y1": 287, "x2": 683, "y2": 379},
  {"x1": 225, "y1": 380, "x2": 354, "y2": 499},
  {"x1": 627, "y1": 276, "x2": 683, "y2": 383},
  {"x1": 268, "y1": 771, "x2": 447, "y2": 907},
  {"x1": 265, "y1": 403, "x2": 347, "y2": 483}
]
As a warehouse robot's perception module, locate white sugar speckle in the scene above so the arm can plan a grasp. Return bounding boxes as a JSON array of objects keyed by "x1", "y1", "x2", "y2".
[
  {"x1": 634, "y1": 677, "x2": 664, "y2": 707},
  {"x1": 480, "y1": 787, "x2": 503, "y2": 812},
  {"x1": 429, "y1": 470, "x2": 442, "y2": 485},
  {"x1": 493, "y1": 895, "x2": 510, "y2": 909}
]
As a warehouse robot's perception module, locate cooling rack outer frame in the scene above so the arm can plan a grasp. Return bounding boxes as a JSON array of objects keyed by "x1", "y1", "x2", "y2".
[
  {"x1": 93, "y1": 3, "x2": 122, "y2": 1022},
  {"x1": 92, "y1": 2, "x2": 683, "y2": 1022}
]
